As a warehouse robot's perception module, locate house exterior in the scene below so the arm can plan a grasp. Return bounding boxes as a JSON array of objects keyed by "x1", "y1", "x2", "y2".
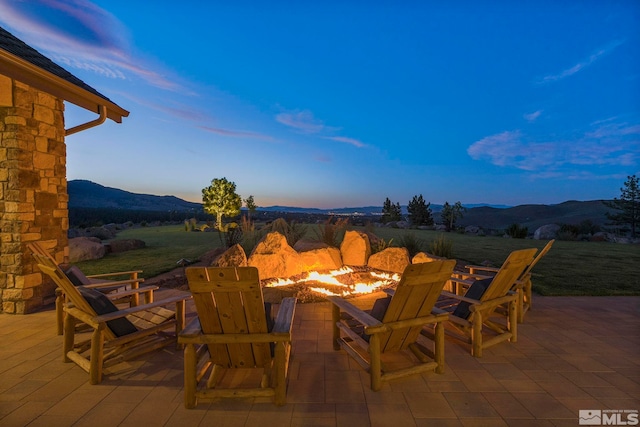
[{"x1": 0, "y1": 26, "x2": 128, "y2": 314}]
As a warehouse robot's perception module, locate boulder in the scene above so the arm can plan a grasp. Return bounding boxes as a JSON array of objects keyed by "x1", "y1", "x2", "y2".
[
  {"x1": 299, "y1": 247, "x2": 343, "y2": 272},
  {"x1": 412, "y1": 252, "x2": 447, "y2": 263},
  {"x1": 248, "y1": 232, "x2": 304, "y2": 279},
  {"x1": 591, "y1": 232, "x2": 615, "y2": 242},
  {"x1": 293, "y1": 240, "x2": 330, "y2": 252},
  {"x1": 367, "y1": 247, "x2": 410, "y2": 274},
  {"x1": 340, "y1": 230, "x2": 371, "y2": 266},
  {"x1": 464, "y1": 225, "x2": 481, "y2": 235},
  {"x1": 534, "y1": 224, "x2": 560, "y2": 240},
  {"x1": 213, "y1": 244, "x2": 248, "y2": 267},
  {"x1": 86, "y1": 226, "x2": 116, "y2": 240},
  {"x1": 107, "y1": 239, "x2": 145, "y2": 253},
  {"x1": 68, "y1": 237, "x2": 105, "y2": 262}
]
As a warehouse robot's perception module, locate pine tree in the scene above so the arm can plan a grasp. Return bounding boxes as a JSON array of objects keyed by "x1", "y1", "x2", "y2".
[
  {"x1": 407, "y1": 194, "x2": 433, "y2": 226},
  {"x1": 381, "y1": 197, "x2": 402, "y2": 223},
  {"x1": 440, "y1": 201, "x2": 465, "y2": 232},
  {"x1": 605, "y1": 175, "x2": 639, "y2": 238}
]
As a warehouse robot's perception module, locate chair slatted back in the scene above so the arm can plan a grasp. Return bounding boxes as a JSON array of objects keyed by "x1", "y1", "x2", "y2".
[
  {"x1": 29, "y1": 247, "x2": 119, "y2": 340},
  {"x1": 185, "y1": 266, "x2": 271, "y2": 369},
  {"x1": 481, "y1": 248, "x2": 538, "y2": 301},
  {"x1": 380, "y1": 259, "x2": 456, "y2": 352},
  {"x1": 520, "y1": 240, "x2": 554, "y2": 279}
]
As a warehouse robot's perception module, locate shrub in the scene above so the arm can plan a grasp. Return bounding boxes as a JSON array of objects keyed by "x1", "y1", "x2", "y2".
[
  {"x1": 558, "y1": 223, "x2": 579, "y2": 240},
  {"x1": 429, "y1": 234, "x2": 453, "y2": 258},
  {"x1": 371, "y1": 237, "x2": 393, "y2": 254},
  {"x1": 578, "y1": 219, "x2": 600, "y2": 235},
  {"x1": 265, "y1": 218, "x2": 307, "y2": 247},
  {"x1": 220, "y1": 224, "x2": 243, "y2": 248},
  {"x1": 313, "y1": 216, "x2": 349, "y2": 247},
  {"x1": 397, "y1": 233, "x2": 425, "y2": 258},
  {"x1": 505, "y1": 223, "x2": 528, "y2": 239}
]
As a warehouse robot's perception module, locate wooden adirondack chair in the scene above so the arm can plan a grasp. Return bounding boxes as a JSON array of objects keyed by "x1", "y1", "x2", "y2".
[
  {"x1": 30, "y1": 248, "x2": 190, "y2": 384},
  {"x1": 461, "y1": 240, "x2": 554, "y2": 322},
  {"x1": 433, "y1": 248, "x2": 537, "y2": 357},
  {"x1": 28, "y1": 241, "x2": 152, "y2": 335},
  {"x1": 328, "y1": 259, "x2": 456, "y2": 391},
  {"x1": 179, "y1": 266, "x2": 296, "y2": 408}
]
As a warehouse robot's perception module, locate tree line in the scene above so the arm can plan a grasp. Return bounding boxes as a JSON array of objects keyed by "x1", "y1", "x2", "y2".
[{"x1": 381, "y1": 195, "x2": 466, "y2": 232}]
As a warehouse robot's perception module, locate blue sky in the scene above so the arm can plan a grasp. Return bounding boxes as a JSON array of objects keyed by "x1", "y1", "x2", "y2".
[{"x1": 1, "y1": 1, "x2": 638, "y2": 209}]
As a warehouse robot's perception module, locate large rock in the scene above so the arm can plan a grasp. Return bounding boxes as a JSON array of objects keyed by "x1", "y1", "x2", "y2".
[
  {"x1": 248, "y1": 232, "x2": 304, "y2": 279},
  {"x1": 534, "y1": 224, "x2": 560, "y2": 240},
  {"x1": 367, "y1": 247, "x2": 410, "y2": 273},
  {"x1": 68, "y1": 237, "x2": 105, "y2": 262},
  {"x1": 412, "y1": 252, "x2": 447, "y2": 263},
  {"x1": 293, "y1": 240, "x2": 330, "y2": 252},
  {"x1": 107, "y1": 239, "x2": 145, "y2": 253},
  {"x1": 213, "y1": 244, "x2": 248, "y2": 267},
  {"x1": 299, "y1": 247, "x2": 343, "y2": 272},
  {"x1": 340, "y1": 230, "x2": 371, "y2": 266}
]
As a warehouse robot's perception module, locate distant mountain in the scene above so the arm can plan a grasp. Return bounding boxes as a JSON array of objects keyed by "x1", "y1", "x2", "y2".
[
  {"x1": 68, "y1": 180, "x2": 612, "y2": 230},
  {"x1": 457, "y1": 200, "x2": 612, "y2": 230},
  {"x1": 68, "y1": 180, "x2": 202, "y2": 212}
]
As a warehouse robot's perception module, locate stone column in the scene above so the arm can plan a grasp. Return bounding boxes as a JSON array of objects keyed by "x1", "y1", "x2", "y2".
[{"x1": 0, "y1": 77, "x2": 68, "y2": 314}]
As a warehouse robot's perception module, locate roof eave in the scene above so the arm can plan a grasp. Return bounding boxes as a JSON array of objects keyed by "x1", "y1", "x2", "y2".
[{"x1": 0, "y1": 49, "x2": 129, "y2": 123}]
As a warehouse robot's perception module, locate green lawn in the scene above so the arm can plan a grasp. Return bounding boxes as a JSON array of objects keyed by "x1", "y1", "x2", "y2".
[{"x1": 74, "y1": 224, "x2": 640, "y2": 296}]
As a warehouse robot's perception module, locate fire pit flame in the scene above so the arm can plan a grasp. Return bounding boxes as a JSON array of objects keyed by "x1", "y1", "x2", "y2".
[{"x1": 263, "y1": 266, "x2": 400, "y2": 297}]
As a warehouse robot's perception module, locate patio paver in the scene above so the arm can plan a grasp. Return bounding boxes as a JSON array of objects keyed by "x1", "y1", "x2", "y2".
[{"x1": 0, "y1": 293, "x2": 638, "y2": 426}]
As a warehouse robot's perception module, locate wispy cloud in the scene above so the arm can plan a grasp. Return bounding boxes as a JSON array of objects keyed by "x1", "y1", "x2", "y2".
[
  {"x1": 324, "y1": 136, "x2": 366, "y2": 148},
  {"x1": 468, "y1": 118, "x2": 640, "y2": 176},
  {"x1": 538, "y1": 40, "x2": 625, "y2": 84},
  {"x1": 0, "y1": 0, "x2": 182, "y2": 91},
  {"x1": 523, "y1": 110, "x2": 542, "y2": 123},
  {"x1": 199, "y1": 126, "x2": 276, "y2": 141},
  {"x1": 275, "y1": 110, "x2": 335, "y2": 134},
  {"x1": 276, "y1": 108, "x2": 365, "y2": 149}
]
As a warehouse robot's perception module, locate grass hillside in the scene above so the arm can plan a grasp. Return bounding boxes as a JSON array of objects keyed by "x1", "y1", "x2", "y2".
[
  {"x1": 457, "y1": 200, "x2": 611, "y2": 231},
  {"x1": 74, "y1": 224, "x2": 639, "y2": 297}
]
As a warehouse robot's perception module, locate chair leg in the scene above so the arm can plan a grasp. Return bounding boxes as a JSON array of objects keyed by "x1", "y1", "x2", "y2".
[
  {"x1": 517, "y1": 288, "x2": 525, "y2": 323},
  {"x1": 508, "y1": 301, "x2": 518, "y2": 343},
  {"x1": 63, "y1": 313, "x2": 76, "y2": 362},
  {"x1": 89, "y1": 325, "x2": 105, "y2": 384},
  {"x1": 369, "y1": 334, "x2": 382, "y2": 391},
  {"x1": 55, "y1": 290, "x2": 64, "y2": 335},
  {"x1": 471, "y1": 312, "x2": 483, "y2": 358},
  {"x1": 184, "y1": 343, "x2": 197, "y2": 409},
  {"x1": 274, "y1": 342, "x2": 287, "y2": 406},
  {"x1": 434, "y1": 321, "x2": 445, "y2": 374}
]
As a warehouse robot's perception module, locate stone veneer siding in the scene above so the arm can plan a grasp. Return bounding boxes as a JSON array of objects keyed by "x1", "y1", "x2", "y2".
[{"x1": 0, "y1": 76, "x2": 68, "y2": 314}]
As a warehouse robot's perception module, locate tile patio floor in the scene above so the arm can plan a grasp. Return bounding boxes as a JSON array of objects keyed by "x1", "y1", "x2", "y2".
[{"x1": 1, "y1": 291, "x2": 639, "y2": 427}]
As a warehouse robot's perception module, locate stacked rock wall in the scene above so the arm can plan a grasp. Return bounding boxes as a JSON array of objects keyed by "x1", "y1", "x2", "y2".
[{"x1": 0, "y1": 77, "x2": 68, "y2": 313}]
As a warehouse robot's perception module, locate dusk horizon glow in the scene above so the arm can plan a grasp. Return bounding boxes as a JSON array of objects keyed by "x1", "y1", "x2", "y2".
[{"x1": 1, "y1": 1, "x2": 638, "y2": 210}]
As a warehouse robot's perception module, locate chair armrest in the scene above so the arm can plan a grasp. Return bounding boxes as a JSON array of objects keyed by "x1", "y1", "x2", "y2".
[
  {"x1": 272, "y1": 297, "x2": 296, "y2": 334},
  {"x1": 179, "y1": 317, "x2": 203, "y2": 339},
  {"x1": 327, "y1": 295, "x2": 383, "y2": 328},
  {"x1": 464, "y1": 265, "x2": 499, "y2": 274},
  {"x1": 468, "y1": 292, "x2": 518, "y2": 312},
  {"x1": 103, "y1": 285, "x2": 158, "y2": 300},
  {"x1": 452, "y1": 272, "x2": 492, "y2": 281},
  {"x1": 440, "y1": 290, "x2": 482, "y2": 305},
  {"x1": 87, "y1": 270, "x2": 143, "y2": 279},
  {"x1": 93, "y1": 292, "x2": 191, "y2": 323},
  {"x1": 84, "y1": 278, "x2": 145, "y2": 288}
]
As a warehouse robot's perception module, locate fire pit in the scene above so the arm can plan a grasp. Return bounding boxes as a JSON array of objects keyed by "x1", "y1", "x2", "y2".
[{"x1": 262, "y1": 266, "x2": 400, "y2": 301}]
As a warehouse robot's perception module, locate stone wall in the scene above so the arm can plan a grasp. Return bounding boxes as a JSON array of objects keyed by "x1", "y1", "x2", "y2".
[{"x1": 0, "y1": 77, "x2": 68, "y2": 314}]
